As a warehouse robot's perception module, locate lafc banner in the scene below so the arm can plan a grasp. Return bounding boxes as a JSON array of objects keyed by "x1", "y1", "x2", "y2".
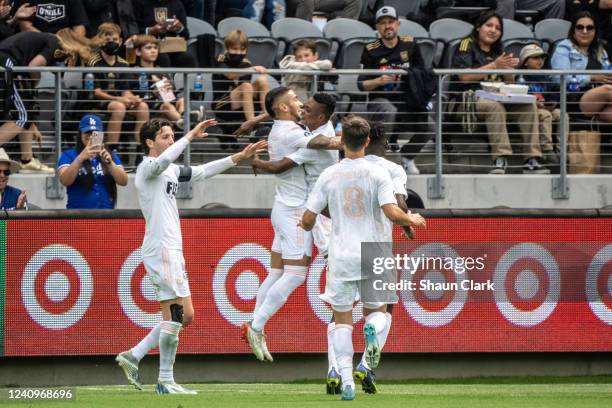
[{"x1": 3, "y1": 218, "x2": 612, "y2": 356}]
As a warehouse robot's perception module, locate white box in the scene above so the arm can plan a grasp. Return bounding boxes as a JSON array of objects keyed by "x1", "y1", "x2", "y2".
[{"x1": 475, "y1": 90, "x2": 536, "y2": 104}]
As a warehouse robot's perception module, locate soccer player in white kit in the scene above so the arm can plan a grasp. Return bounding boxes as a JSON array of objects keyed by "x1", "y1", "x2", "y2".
[
  {"x1": 299, "y1": 116, "x2": 425, "y2": 400},
  {"x1": 115, "y1": 118, "x2": 266, "y2": 394},
  {"x1": 242, "y1": 87, "x2": 340, "y2": 362}
]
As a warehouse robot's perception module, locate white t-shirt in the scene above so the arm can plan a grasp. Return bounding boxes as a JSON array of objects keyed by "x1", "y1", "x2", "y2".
[
  {"x1": 136, "y1": 138, "x2": 235, "y2": 257},
  {"x1": 287, "y1": 121, "x2": 339, "y2": 194},
  {"x1": 268, "y1": 120, "x2": 315, "y2": 207},
  {"x1": 306, "y1": 157, "x2": 396, "y2": 281}
]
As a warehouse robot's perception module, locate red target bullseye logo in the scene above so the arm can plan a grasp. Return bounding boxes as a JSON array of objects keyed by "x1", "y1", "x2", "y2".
[
  {"x1": 224, "y1": 258, "x2": 269, "y2": 312},
  {"x1": 118, "y1": 248, "x2": 161, "y2": 328},
  {"x1": 587, "y1": 244, "x2": 612, "y2": 325},
  {"x1": 493, "y1": 243, "x2": 560, "y2": 327},
  {"x1": 22, "y1": 245, "x2": 92, "y2": 330},
  {"x1": 400, "y1": 244, "x2": 467, "y2": 327}
]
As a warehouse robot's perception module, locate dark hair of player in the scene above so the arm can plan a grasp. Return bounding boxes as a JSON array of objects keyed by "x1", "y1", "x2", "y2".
[
  {"x1": 140, "y1": 118, "x2": 173, "y2": 155},
  {"x1": 264, "y1": 86, "x2": 291, "y2": 119},
  {"x1": 311, "y1": 93, "x2": 336, "y2": 121},
  {"x1": 342, "y1": 115, "x2": 370, "y2": 151}
]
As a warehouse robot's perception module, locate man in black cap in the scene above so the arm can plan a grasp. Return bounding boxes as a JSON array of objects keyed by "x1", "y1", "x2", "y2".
[{"x1": 358, "y1": 5, "x2": 432, "y2": 175}]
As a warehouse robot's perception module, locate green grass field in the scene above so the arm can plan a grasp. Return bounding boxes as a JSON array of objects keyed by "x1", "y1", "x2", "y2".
[{"x1": 2, "y1": 377, "x2": 611, "y2": 408}]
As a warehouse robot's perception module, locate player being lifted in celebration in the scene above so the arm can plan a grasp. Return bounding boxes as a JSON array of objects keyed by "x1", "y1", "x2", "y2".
[
  {"x1": 242, "y1": 87, "x2": 340, "y2": 362},
  {"x1": 116, "y1": 118, "x2": 266, "y2": 394},
  {"x1": 299, "y1": 116, "x2": 425, "y2": 401}
]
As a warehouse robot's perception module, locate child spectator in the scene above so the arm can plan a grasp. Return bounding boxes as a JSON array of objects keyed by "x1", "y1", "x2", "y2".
[
  {"x1": 212, "y1": 29, "x2": 270, "y2": 148},
  {"x1": 279, "y1": 39, "x2": 332, "y2": 103},
  {"x1": 519, "y1": 44, "x2": 561, "y2": 164},
  {"x1": 131, "y1": 34, "x2": 203, "y2": 130},
  {"x1": 87, "y1": 23, "x2": 150, "y2": 152}
]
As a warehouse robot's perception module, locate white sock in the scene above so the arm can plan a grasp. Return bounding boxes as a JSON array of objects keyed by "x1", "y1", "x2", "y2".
[
  {"x1": 251, "y1": 266, "x2": 306, "y2": 332},
  {"x1": 333, "y1": 323, "x2": 355, "y2": 389},
  {"x1": 131, "y1": 322, "x2": 161, "y2": 361},
  {"x1": 327, "y1": 322, "x2": 337, "y2": 372},
  {"x1": 361, "y1": 311, "x2": 388, "y2": 368},
  {"x1": 158, "y1": 321, "x2": 181, "y2": 383},
  {"x1": 379, "y1": 312, "x2": 392, "y2": 349},
  {"x1": 254, "y1": 268, "x2": 283, "y2": 314}
]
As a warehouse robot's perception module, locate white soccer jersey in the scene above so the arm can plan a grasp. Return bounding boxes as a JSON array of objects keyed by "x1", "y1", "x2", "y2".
[
  {"x1": 268, "y1": 120, "x2": 315, "y2": 207},
  {"x1": 136, "y1": 138, "x2": 235, "y2": 257},
  {"x1": 306, "y1": 158, "x2": 396, "y2": 281},
  {"x1": 287, "y1": 121, "x2": 339, "y2": 194}
]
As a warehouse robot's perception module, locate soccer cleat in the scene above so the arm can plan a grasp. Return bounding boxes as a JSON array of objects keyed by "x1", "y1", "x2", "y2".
[
  {"x1": 341, "y1": 384, "x2": 356, "y2": 400},
  {"x1": 155, "y1": 382, "x2": 198, "y2": 395},
  {"x1": 115, "y1": 351, "x2": 143, "y2": 390},
  {"x1": 353, "y1": 362, "x2": 378, "y2": 394},
  {"x1": 363, "y1": 322, "x2": 380, "y2": 369},
  {"x1": 260, "y1": 332, "x2": 274, "y2": 362},
  {"x1": 326, "y1": 368, "x2": 342, "y2": 395},
  {"x1": 241, "y1": 322, "x2": 265, "y2": 361}
]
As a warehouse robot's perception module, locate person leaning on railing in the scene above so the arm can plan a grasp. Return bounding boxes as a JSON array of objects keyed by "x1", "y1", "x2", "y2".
[
  {"x1": 550, "y1": 11, "x2": 612, "y2": 124},
  {"x1": 57, "y1": 114, "x2": 128, "y2": 209},
  {"x1": 450, "y1": 10, "x2": 548, "y2": 175}
]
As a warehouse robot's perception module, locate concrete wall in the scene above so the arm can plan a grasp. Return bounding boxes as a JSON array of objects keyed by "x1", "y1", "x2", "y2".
[
  {"x1": 9, "y1": 174, "x2": 612, "y2": 210},
  {"x1": 1, "y1": 353, "x2": 611, "y2": 386}
]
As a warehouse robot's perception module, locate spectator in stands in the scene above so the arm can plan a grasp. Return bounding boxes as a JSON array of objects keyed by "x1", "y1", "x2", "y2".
[
  {"x1": 566, "y1": 0, "x2": 611, "y2": 57},
  {"x1": 452, "y1": 10, "x2": 548, "y2": 174},
  {"x1": 358, "y1": 6, "x2": 431, "y2": 175},
  {"x1": 287, "y1": 0, "x2": 362, "y2": 21},
  {"x1": 279, "y1": 39, "x2": 332, "y2": 102},
  {"x1": 495, "y1": 0, "x2": 565, "y2": 20},
  {"x1": 13, "y1": 0, "x2": 91, "y2": 43},
  {"x1": 0, "y1": 1, "x2": 36, "y2": 41},
  {"x1": 0, "y1": 30, "x2": 91, "y2": 165},
  {"x1": 57, "y1": 114, "x2": 128, "y2": 209},
  {"x1": 213, "y1": 29, "x2": 270, "y2": 147},
  {"x1": 133, "y1": 0, "x2": 196, "y2": 67},
  {"x1": 131, "y1": 34, "x2": 203, "y2": 129},
  {"x1": 82, "y1": 0, "x2": 139, "y2": 39},
  {"x1": 519, "y1": 44, "x2": 561, "y2": 164},
  {"x1": 0, "y1": 147, "x2": 27, "y2": 210},
  {"x1": 88, "y1": 23, "x2": 150, "y2": 152},
  {"x1": 551, "y1": 11, "x2": 612, "y2": 123},
  {"x1": 244, "y1": 0, "x2": 285, "y2": 29}
]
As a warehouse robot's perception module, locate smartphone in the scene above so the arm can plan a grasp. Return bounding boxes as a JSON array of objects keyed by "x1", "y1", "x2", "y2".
[{"x1": 90, "y1": 131, "x2": 103, "y2": 153}]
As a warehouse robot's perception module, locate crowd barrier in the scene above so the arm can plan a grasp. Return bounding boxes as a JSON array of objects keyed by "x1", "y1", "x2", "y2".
[{"x1": 1, "y1": 209, "x2": 611, "y2": 356}]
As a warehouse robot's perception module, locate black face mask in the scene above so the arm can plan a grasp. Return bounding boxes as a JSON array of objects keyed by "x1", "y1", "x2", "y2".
[
  {"x1": 226, "y1": 53, "x2": 245, "y2": 66},
  {"x1": 103, "y1": 41, "x2": 121, "y2": 56}
]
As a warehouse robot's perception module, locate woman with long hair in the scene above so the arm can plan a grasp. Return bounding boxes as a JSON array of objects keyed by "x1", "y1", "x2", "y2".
[
  {"x1": 551, "y1": 11, "x2": 612, "y2": 122},
  {"x1": 57, "y1": 114, "x2": 128, "y2": 209},
  {"x1": 451, "y1": 11, "x2": 547, "y2": 174}
]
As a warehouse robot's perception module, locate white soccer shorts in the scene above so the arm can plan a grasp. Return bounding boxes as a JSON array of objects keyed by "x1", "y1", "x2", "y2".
[
  {"x1": 142, "y1": 248, "x2": 191, "y2": 302},
  {"x1": 271, "y1": 202, "x2": 313, "y2": 260},
  {"x1": 320, "y1": 277, "x2": 385, "y2": 312}
]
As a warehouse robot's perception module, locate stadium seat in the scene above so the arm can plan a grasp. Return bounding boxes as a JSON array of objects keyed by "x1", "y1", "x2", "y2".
[
  {"x1": 270, "y1": 17, "x2": 332, "y2": 61},
  {"x1": 435, "y1": 6, "x2": 490, "y2": 22},
  {"x1": 397, "y1": 18, "x2": 428, "y2": 38},
  {"x1": 535, "y1": 18, "x2": 571, "y2": 51},
  {"x1": 217, "y1": 17, "x2": 270, "y2": 37},
  {"x1": 415, "y1": 38, "x2": 437, "y2": 68},
  {"x1": 323, "y1": 18, "x2": 375, "y2": 68},
  {"x1": 187, "y1": 16, "x2": 216, "y2": 39},
  {"x1": 379, "y1": 0, "x2": 423, "y2": 18},
  {"x1": 429, "y1": 18, "x2": 473, "y2": 69},
  {"x1": 501, "y1": 18, "x2": 534, "y2": 41},
  {"x1": 514, "y1": 9, "x2": 541, "y2": 31},
  {"x1": 217, "y1": 17, "x2": 278, "y2": 67}
]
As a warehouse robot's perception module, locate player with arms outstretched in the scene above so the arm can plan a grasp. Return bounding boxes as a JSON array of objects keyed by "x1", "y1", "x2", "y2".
[{"x1": 116, "y1": 118, "x2": 265, "y2": 394}]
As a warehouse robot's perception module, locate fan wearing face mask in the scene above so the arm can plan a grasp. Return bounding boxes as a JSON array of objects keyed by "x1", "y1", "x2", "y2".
[
  {"x1": 86, "y1": 23, "x2": 150, "y2": 155},
  {"x1": 212, "y1": 29, "x2": 270, "y2": 149}
]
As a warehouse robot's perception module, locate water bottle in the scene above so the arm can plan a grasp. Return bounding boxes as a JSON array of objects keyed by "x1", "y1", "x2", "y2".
[
  {"x1": 194, "y1": 73, "x2": 203, "y2": 92},
  {"x1": 138, "y1": 72, "x2": 149, "y2": 92},
  {"x1": 568, "y1": 75, "x2": 580, "y2": 92},
  {"x1": 602, "y1": 57, "x2": 611, "y2": 71},
  {"x1": 84, "y1": 73, "x2": 95, "y2": 99}
]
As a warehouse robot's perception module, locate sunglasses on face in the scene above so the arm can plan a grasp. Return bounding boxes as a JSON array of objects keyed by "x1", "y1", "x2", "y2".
[
  {"x1": 575, "y1": 24, "x2": 595, "y2": 32},
  {"x1": 0, "y1": 169, "x2": 11, "y2": 176}
]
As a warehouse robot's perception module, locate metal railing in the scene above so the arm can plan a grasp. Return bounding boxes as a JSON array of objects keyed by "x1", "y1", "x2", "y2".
[{"x1": 1, "y1": 66, "x2": 610, "y2": 201}]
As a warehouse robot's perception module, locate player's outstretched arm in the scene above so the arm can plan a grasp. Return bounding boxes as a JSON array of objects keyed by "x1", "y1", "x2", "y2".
[
  {"x1": 251, "y1": 156, "x2": 297, "y2": 174},
  {"x1": 298, "y1": 209, "x2": 317, "y2": 231},
  {"x1": 306, "y1": 135, "x2": 342, "y2": 150},
  {"x1": 184, "y1": 119, "x2": 217, "y2": 142},
  {"x1": 191, "y1": 140, "x2": 268, "y2": 181},
  {"x1": 382, "y1": 203, "x2": 426, "y2": 229}
]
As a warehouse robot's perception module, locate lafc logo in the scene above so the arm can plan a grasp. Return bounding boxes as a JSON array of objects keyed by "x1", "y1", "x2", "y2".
[
  {"x1": 37, "y1": 4, "x2": 66, "y2": 23},
  {"x1": 166, "y1": 181, "x2": 178, "y2": 197}
]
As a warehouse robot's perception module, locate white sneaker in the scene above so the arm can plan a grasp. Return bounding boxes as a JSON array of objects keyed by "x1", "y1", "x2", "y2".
[
  {"x1": 115, "y1": 351, "x2": 142, "y2": 390},
  {"x1": 19, "y1": 158, "x2": 54, "y2": 174},
  {"x1": 156, "y1": 382, "x2": 198, "y2": 395},
  {"x1": 241, "y1": 322, "x2": 265, "y2": 361},
  {"x1": 401, "y1": 158, "x2": 420, "y2": 175}
]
